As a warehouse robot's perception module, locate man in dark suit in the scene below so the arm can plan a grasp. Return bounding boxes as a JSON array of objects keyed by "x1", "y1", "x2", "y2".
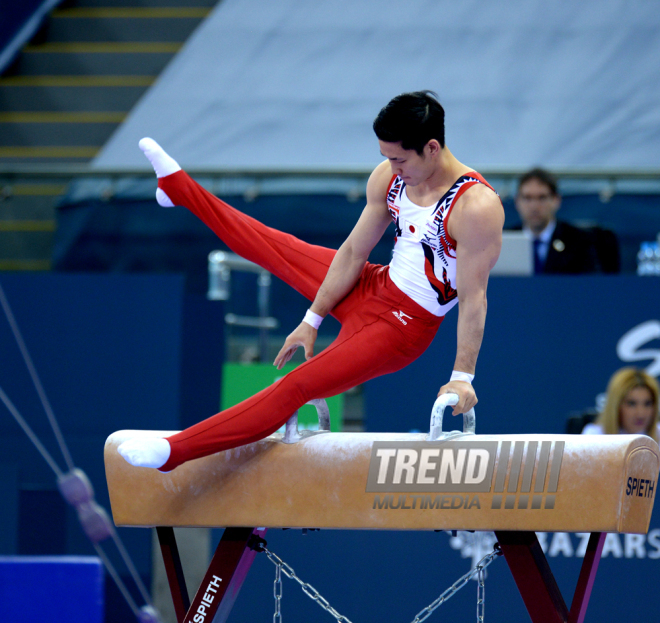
[{"x1": 514, "y1": 168, "x2": 597, "y2": 274}]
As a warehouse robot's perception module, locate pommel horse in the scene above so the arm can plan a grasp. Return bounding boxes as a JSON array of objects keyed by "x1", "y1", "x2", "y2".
[{"x1": 104, "y1": 395, "x2": 660, "y2": 623}]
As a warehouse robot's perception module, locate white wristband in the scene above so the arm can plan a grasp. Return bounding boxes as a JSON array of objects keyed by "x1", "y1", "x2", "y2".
[
  {"x1": 303, "y1": 309, "x2": 324, "y2": 330},
  {"x1": 450, "y1": 370, "x2": 474, "y2": 384}
]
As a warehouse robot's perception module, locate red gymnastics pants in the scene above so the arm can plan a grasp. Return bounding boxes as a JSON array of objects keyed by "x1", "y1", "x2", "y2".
[{"x1": 158, "y1": 171, "x2": 443, "y2": 471}]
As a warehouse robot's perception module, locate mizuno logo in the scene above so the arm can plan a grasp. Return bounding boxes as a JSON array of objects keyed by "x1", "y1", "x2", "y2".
[{"x1": 392, "y1": 310, "x2": 413, "y2": 325}]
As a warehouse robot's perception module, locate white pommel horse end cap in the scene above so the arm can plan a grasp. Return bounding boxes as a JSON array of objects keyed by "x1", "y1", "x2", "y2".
[{"x1": 104, "y1": 429, "x2": 660, "y2": 534}]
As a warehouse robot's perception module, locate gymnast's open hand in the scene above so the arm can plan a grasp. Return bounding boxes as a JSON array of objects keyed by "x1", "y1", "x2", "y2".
[
  {"x1": 274, "y1": 321, "x2": 317, "y2": 370},
  {"x1": 437, "y1": 381, "x2": 477, "y2": 415}
]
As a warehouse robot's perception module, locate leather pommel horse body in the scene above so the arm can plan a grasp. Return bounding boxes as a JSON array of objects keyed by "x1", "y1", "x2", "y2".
[{"x1": 105, "y1": 431, "x2": 659, "y2": 623}]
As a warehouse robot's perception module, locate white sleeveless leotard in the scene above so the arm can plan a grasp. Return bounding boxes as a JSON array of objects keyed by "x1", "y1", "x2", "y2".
[{"x1": 386, "y1": 172, "x2": 497, "y2": 316}]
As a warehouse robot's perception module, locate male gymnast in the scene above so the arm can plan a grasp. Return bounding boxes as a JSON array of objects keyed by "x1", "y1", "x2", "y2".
[{"x1": 118, "y1": 91, "x2": 504, "y2": 472}]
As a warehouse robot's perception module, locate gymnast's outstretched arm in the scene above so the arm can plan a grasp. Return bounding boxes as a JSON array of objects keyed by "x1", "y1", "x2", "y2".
[{"x1": 438, "y1": 183, "x2": 504, "y2": 414}]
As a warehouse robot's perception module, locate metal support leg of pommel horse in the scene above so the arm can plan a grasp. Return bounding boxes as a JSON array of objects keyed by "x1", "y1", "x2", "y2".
[
  {"x1": 495, "y1": 530, "x2": 606, "y2": 623},
  {"x1": 157, "y1": 526, "x2": 266, "y2": 623}
]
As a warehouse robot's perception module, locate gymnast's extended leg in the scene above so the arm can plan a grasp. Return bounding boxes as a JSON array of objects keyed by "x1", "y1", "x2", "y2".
[{"x1": 138, "y1": 138, "x2": 337, "y2": 306}]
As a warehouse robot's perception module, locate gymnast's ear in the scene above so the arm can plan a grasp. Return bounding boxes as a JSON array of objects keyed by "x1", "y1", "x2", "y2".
[{"x1": 424, "y1": 139, "x2": 442, "y2": 157}]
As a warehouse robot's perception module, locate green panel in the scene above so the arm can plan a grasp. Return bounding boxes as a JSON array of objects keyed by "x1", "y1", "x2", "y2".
[{"x1": 221, "y1": 363, "x2": 343, "y2": 432}]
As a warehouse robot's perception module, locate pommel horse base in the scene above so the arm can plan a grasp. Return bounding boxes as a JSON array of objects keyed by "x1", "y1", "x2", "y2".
[{"x1": 105, "y1": 428, "x2": 659, "y2": 623}]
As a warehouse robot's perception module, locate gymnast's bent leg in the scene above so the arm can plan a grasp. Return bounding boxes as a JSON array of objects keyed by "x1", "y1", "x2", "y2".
[{"x1": 120, "y1": 307, "x2": 438, "y2": 471}]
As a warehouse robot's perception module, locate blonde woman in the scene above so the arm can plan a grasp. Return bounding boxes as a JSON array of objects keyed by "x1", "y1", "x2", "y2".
[{"x1": 582, "y1": 368, "x2": 659, "y2": 442}]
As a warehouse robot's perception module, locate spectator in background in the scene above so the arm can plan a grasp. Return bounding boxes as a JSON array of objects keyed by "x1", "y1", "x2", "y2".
[
  {"x1": 582, "y1": 367, "x2": 659, "y2": 441},
  {"x1": 513, "y1": 168, "x2": 619, "y2": 274}
]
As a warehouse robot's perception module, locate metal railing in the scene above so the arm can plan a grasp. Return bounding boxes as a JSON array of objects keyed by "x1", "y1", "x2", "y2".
[
  {"x1": 1, "y1": 166, "x2": 660, "y2": 201},
  {"x1": 1, "y1": 168, "x2": 660, "y2": 231},
  {"x1": 207, "y1": 251, "x2": 278, "y2": 362},
  {"x1": 1, "y1": 164, "x2": 660, "y2": 178}
]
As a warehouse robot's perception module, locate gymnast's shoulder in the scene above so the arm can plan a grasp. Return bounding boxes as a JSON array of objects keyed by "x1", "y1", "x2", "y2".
[{"x1": 365, "y1": 160, "x2": 394, "y2": 206}]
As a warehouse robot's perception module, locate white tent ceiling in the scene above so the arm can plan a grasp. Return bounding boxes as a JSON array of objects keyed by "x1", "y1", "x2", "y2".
[{"x1": 92, "y1": 0, "x2": 660, "y2": 172}]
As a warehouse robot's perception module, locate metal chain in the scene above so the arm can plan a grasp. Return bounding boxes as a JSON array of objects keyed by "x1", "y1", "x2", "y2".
[
  {"x1": 476, "y1": 561, "x2": 486, "y2": 622},
  {"x1": 260, "y1": 543, "x2": 501, "y2": 623},
  {"x1": 273, "y1": 560, "x2": 283, "y2": 623},
  {"x1": 263, "y1": 547, "x2": 354, "y2": 623},
  {"x1": 410, "y1": 545, "x2": 502, "y2": 623}
]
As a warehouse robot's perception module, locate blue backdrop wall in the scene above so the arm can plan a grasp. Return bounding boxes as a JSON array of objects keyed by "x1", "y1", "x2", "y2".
[
  {"x1": 0, "y1": 273, "x2": 224, "y2": 622},
  {"x1": 0, "y1": 273, "x2": 658, "y2": 622}
]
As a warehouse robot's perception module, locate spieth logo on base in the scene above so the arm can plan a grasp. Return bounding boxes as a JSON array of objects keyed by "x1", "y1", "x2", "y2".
[{"x1": 366, "y1": 440, "x2": 565, "y2": 511}]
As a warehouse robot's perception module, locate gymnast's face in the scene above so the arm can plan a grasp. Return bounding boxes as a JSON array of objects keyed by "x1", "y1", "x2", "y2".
[
  {"x1": 379, "y1": 140, "x2": 438, "y2": 187},
  {"x1": 619, "y1": 386, "x2": 655, "y2": 434}
]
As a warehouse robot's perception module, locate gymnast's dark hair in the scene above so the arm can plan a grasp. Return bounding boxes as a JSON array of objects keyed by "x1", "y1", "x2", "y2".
[
  {"x1": 518, "y1": 167, "x2": 559, "y2": 197},
  {"x1": 373, "y1": 91, "x2": 446, "y2": 154}
]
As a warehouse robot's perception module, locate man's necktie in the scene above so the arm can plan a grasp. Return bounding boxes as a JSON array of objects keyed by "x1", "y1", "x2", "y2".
[{"x1": 533, "y1": 238, "x2": 544, "y2": 275}]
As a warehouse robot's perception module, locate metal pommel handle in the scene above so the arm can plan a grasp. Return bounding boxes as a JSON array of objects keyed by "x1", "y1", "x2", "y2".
[
  {"x1": 428, "y1": 393, "x2": 476, "y2": 441},
  {"x1": 283, "y1": 398, "x2": 331, "y2": 444}
]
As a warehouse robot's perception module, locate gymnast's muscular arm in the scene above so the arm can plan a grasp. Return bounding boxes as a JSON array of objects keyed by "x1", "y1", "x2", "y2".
[
  {"x1": 274, "y1": 160, "x2": 393, "y2": 369},
  {"x1": 437, "y1": 183, "x2": 504, "y2": 414}
]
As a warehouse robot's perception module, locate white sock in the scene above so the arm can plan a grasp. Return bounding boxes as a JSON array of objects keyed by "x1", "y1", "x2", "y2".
[
  {"x1": 138, "y1": 137, "x2": 180, "y2": 207},
  {"x1": 155, "y1": 188, "x2": 175, "y2": 208},
  {"x1": 139, "y1": 137, "x2": 180, "y2": 178},
  {"x1": 117, "y1": 437, "x2": 171, "y2": 469}
]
